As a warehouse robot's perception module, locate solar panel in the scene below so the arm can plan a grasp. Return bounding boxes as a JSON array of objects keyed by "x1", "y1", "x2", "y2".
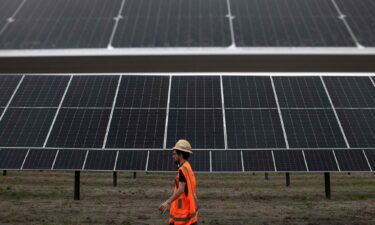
[
  {"x1": 22, "y1": 149, "x2": 57, "y2": 170},
  {"x1": 231, "y1": 0, "x2": 354, "y2": 46},
  {"x1": 273, "y1": 77, "x2": 331, "y2": 108},
  {"x1": 147, "y1": 150, "x2": 176, "y2": 171},
  {"x1": 188, "y1": 150, "x2": 210, "y2": 172},
  {"x1": 112, "y1": 0, "x2": 231, "y2": 47},
  {"x1": 0, "y1": 0, "x2": 123, "y2": 49},
  {"x1": 364, "y1": 150, "x2": 375, "y2": 171},
  {"x1": 115, "y1": 150, "x2": 148, "y2": 171},
  {"x1": 10, "y1": 76, "x2": 69, "y2": 107},
  {"x1": 273, "y1": 150, "x2": 307, "y2": 171},
  {"x1": 225, "y1": 109, "x2": 285, "y2": 148},
  {"x1": 62, "y1": 76, "x2": 119, "y2": 107},
  {"x1": 281, "y1": 109, "x2": 347, "y2": 148},
  {"x1": 336, "y1": 0, "x2": 375, "y2": 46},
  {"x1": 0, "y1": 75, "x2": 22, "y2": 106},
  {"x1": 242, "y1": 150, "x2": 275, "y2": 172},
  {"x1": 107, "y1": 109, "x2": 166, "y2": 148},
  {"x1": 169, "y1": 76, "x2": 222, "y2": 108},
  {"x1": 115, "y1": 76, "x2": 169, "y2": 108},
  {"x1": 211, "y1": 151, "x2": 242, "y2": 172},
  {"x1": 336, "y1": 109, "x2": 375, "y2": 148},
  {"x1": 166, "y1": 109, "x2": 225, "y2": 149},
  {"x1": 46, "y1": 108, "x2": 110, "y2": 148},
  {"x1": 0, "y1": 148, "x2": 28, "y2": 169},
  {"x1": 84, "y1": 150, "x2": 117, "y2": 170},
  {"x1": 303, "y1": 150, "x2": 339, "y2": 171},
  {"x1": 323, "y1": 77, "x2": 375, "y2": 108},
  {"x1": 0, "y1": 108, "x2": 56, "y2": 147},
  {"x1": 53, "y1": 149, "x2": 87, "y2": 170},
  {"x1": 222, "y1": 76, "x2": 276, "y2": 108},
  {"x1": 334, "y1": 149, "x2": 371, "y2": 171},
  {"x1": 0, "y1": 0, "x2": 24, "y2": 20}
]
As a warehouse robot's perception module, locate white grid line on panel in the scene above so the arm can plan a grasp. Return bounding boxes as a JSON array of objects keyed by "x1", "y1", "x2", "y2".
[
  {"x1": 20, "y1": 148, "x2": 30, "y2": 170},
  {"x1": 51, "y1": 149, "x2": 59, "y2": 170},
  {"x1": 240, "y1": 150, "x2": 245, "y2": 172},
  {"x1": 369, "y1": 77, "x2": 375, "y2": 88},
  {"x1": 81, "y1": 150, "x2": 89, "y2": 170},
  {"x1": 301, "y1": 150, "x2": 309, "y2": 172},
  {"x1": 145, "y1": 150, "x2": 150, "y2": 171},
  {"x1": 320, "y1": 76, "x2": 350, "y2": 148},
  {"x1": 270, "y1": 76, "x2": 289, "y2": 148},
  {"x1": 362, "y1": 149, "x2": 373, "y2": 172},
  {"x1": 163, "y1": 75, "x2": 172, "y2": 149},
  {"x1": 271, "y1": 150, "x2": 277, "y2": 172},
  {"x1": 332, "y1": 150, "x2": 341, "y2": 171},
  {"x1": 220, "y1": 75, "x2": 228, "y2": 149},
  {"x1": 103, "y1": 75, "x2": 122, "y2": 148},
  {"x1": 113, "y1": 150, "x2": 119, "y2": 171},
  {"x1": 43, "y1": 75, "x2": 73, "y2": 147},
  {"x1": 107, "y1": 0, "x2": 126, "y2": 48},
  {"x1": 0, "y1": 0, "x2": 27, "y2": 36},
  {"x1": 0, "y1": 75, "x2": 25, "y2": 122},
  {"x1": 226, "y1": 0, "x2": 236, "y2": 47}
]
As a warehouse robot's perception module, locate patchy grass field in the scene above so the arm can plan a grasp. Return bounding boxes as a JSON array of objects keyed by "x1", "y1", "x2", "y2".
[{"x1": 0, "y1": 171, "x2": 374, "y2": 225}]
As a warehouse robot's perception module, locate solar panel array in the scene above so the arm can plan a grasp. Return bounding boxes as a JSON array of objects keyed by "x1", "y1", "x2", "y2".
[
  {"x1": 0, "y1": 74, "x2": 374, "y2": 172},
  {"x1": 0, "y1": 0, "x2": 374, "y2": 49}
]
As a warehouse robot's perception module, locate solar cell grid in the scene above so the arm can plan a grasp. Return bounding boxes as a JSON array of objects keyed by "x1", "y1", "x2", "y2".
[
  {"x1": 115, "y1": 76, "x2": 169, "y2": 108},
  {"x1": 0, "y1": 148, "x2": 28, "y2": 169},
  {"x1": 231, "y1": 0, "x2": 354, "y2": 46},
  {"x1": 0, "y1": 0, "x2": 24, "y2": 20},
  {"x1": 225, "y1": 109, "x2": 286, "y2": 148},
  {"x1": 10, "y1": 76, "x2": 69, "y2": 107},
  {"x1": 0, "y1": 75, "x2": 22, "y2": 106},
  {"x1": 115, "y1": 150, "x2": 148, "y2": 171},
  {"x1": 242, "y1": 150, "x2": 275, "y2": 172},
  {"x1": 166, "y1": 109, "x2": 225, "y2": 149},
  {"x1": 62, "y1": 76, "x2": 119, "y2": 108},
  {"x1": 22, "y1": 148, "x2": 57, "y2": 169},
  {"x1": 211, "y1": 150, "x2": 242, "y2": 172},
  {"x1": 84, "y1": 150, "x2": 117, "y2": 170},
  {"x1": 222, "y1": 76, "x2": 276, "y2": 108},
  {"x1": 323, "y1": 77, "x2": 375, "y2": 108},
  {"x1": 273, "y1": 150, "x2": 307, "y2": 171},
  {"x1": 273, "y1": 76, "x2": 331, "y2": 108},
  {"x1": 364, "y1": 150, "x2": 375, "y2": 171},
  {"x1": 46, "y1": 108, "x2": 111, "y2": 148},
  {"x1": 53, "y1": 149, "x2": 87, "y2": 170},
  {"x1": 281, "y1": 109, "x2": 347, "y2": 148},
  {"x1": 113, "y1": 0, "x2": 231, "y2": 47},
  {"x1": 106, "y1": 109, "x2": 166, "y2": 148},
  {"x1": 169, "y1": 76, "x2": 222, "y2": 108},
  {"x1": 147, "y1": 150, "x2": 176, "y2": 171},
  {"x1": 0, "y1": 0, "x2": 122, "y2": 49},
  {"x1": 303, "y1": 150, "x2": 339, "y2": 171},
  {"x1": 334, "y1": 149, "x2": 370, "y2": 171},
  {"x1": 336, "y1": 109, "x2": 375, "y2": 148},
  {"x1": 0, "y1": 108, "x2": 56, "y2": 147}
]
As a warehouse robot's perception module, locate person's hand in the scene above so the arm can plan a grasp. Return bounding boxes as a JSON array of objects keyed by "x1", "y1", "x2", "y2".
[{"x1": 159, "y1": 200, "x2": 170, "y2": 214}]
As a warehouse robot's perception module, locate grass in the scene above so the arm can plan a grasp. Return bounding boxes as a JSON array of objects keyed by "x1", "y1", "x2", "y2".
[{"x1": 0, "y1": 171, "x2": 374, "y2": 225}]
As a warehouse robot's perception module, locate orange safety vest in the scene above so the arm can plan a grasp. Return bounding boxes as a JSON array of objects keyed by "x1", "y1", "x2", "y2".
[{"x1": 169, "y1": 161, "x2": 199, "y2": 225}]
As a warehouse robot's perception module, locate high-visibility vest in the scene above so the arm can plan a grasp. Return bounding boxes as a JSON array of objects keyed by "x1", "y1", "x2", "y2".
[{"x1": 169, "y1": 161, "x2": 199, "y2": 225}]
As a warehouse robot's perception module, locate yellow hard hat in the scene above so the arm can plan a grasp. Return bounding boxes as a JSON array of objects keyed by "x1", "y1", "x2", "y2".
[{"x1": 172, "y1": 139, "x2": 193, "y2": 154}]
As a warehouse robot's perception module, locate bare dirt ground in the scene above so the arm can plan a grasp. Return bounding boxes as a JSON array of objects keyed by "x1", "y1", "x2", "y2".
[{"x1": 0, "y1": 171, "x2": 374, "y2": 225}]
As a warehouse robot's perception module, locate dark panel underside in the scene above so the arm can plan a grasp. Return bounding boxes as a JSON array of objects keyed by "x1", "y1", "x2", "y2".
[
  {"x1": 0, "y1": 148, "x2": 28, "y2": 169},
  {"x1": 303, "y1": 150, "x2": 339, "y2": 171},
  {"x1": 242, "y1": 150, "x2": 275, "y2": 172},
  {"x1": 334, "y1": 150, "x2": 370, "y2": 171},
  {"x1": 22, "y1": 149, "x2": 57, "y2": 169},
  {"x1": 273, "y1": 150, "x2": 307, "y2": 171},
  {"x1": 115, "y1": 150, "x2": 148, "y2": 171},
  {"x1": 84, "y1": 150, "x2": 117, "y2": 170},
  {"x1": 53, "y1": 149, "x2": 87, "y2": 170}
]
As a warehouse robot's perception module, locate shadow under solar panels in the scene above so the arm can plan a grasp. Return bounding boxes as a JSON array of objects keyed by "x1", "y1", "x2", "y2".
[
  {"x1": 53, "y1": 149, "x2": 87, "y2": 170},
  {"x1": 22, "y1": 149, "x2": 57, "y2": 170},
  {"x1": 115, "y1": 150, "x2": 148, "y2": 171},
  {"x1": 84, "y1": 150, "x2": 117, "y2": 170},
  {"x1": 211, "y1": 150, "x2": 242, "y2": 172},
  {"x1": 273, "y1": 150, "x2": 307, "y2": 171},
  {"x1": 147, "y1": 150, "x2": 176, "y2": 172},
  {"x1": 0, "y1": 148, "x2": 28, "y2": 169},
  {"x1": 303, "y1": 150, "x2": 339, "y2": 171},
  {"x1": 242, "y1": 150, "x2": 275, "y2": 172},
  {"x1": 334, "y1": 149, "x2": 371, "y2": 171}
]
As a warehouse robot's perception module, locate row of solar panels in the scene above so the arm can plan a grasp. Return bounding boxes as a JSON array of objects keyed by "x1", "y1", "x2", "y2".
[
  {"x1": 1, "y1": 75, "x2": 375, "y2": 150},
  {"x1": 0, "y1": 148, "x2": 374, "y2": 172},
  {"x1": 0, "y1": 0, "x2": 374, "y2": 48}
]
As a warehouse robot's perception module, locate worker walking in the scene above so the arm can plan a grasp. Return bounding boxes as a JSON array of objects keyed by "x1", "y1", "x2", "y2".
[{"x1": 159, "y1": 139, "x2": 199, "y2": 225}]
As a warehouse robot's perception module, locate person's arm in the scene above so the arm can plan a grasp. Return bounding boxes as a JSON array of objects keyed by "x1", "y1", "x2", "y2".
[{"x1": 159, "y1": 181, "x2": 186, "y2": 214}]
